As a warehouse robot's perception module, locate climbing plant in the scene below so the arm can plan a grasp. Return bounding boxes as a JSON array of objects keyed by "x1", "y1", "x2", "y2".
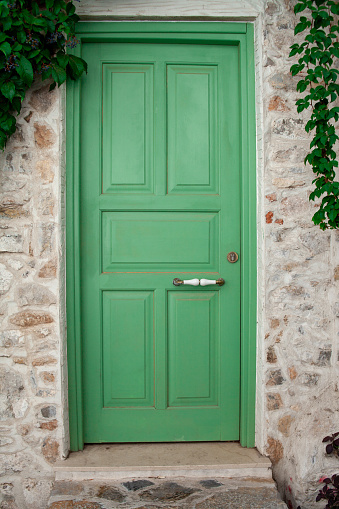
[
  {"x1": 290, "y1": 0, "x2": 339, "y2": 230},
  {"x1": 0, "y1": 0, "x2": 87, "y2": 150}
]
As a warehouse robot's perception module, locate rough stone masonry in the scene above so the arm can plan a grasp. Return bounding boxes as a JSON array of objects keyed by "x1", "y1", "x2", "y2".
[{"x1": 0, "y1": 1, "x2": 338, "y2": 508}]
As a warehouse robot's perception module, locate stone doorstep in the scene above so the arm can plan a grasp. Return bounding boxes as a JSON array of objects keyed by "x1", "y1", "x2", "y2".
[
  {"x1": 47, "y1": 478, "x2": 287, "y2": 509},
  {"x1": 54, "y1": 443, "x2": 272, "y2": 482}
]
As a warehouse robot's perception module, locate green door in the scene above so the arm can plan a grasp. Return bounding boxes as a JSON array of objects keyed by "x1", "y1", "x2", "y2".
[{"x1": 80, "y1": 41, "x2": 241, "y2": 443}]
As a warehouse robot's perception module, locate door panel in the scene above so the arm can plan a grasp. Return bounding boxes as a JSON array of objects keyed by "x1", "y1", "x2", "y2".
[
  {"x1": 81, "y1": 42, "x2": 241, "y2": 442},
  {"x1": 102, "y1": 64, "x2": 154, "y2": 193},
  {"x1": 167, "y1": 65, "x2": 218, "y2": 194},
  {"x1": 102, "y1": 211, "x2": 219, "y2": 272},
  {"x1": 102, "y1": 291, "x2": 154, "y2": 407},
  {"x1": 168, "y1": 291, "x2": 218, "y2": 407}
]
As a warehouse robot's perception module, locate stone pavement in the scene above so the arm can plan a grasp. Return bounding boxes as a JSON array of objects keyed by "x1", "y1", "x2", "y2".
[{"x1": 47, "y1": 477, "x2": 288, "y2": 508}]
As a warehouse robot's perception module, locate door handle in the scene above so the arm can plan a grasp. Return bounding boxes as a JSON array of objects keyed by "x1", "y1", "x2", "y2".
[
  {"x1": 173, "y1": 278, "x2": 225, "y2": 286},
  {"x1": 200, "y1": 278, "x2": 225, "y2": 287},
  {"x1": 173, "y1": 278, "x2": 200, "y2": 286}
]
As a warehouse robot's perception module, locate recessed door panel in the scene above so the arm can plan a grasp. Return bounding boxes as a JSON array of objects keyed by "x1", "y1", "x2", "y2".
[
  {"x1": 102, "y1": 64, "x2": 154, "y2": 193},
  {"x1": 168, "y1": 291, "x2": 219, "y2": 407},
  {"x1": 167, "y1": 65, "x2": 218, "y2": 194},
  {"x1": 102, "y1": 211, "x2": 219, "y2": 272},
  {"x1": 102, "y1": 291, "x2": 154, "y2": 408}
]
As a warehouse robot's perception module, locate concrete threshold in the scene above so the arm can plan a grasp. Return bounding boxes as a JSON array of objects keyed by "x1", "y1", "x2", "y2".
[{"x1": 54, "y1": 442, "x2": 272, "y2": 481}]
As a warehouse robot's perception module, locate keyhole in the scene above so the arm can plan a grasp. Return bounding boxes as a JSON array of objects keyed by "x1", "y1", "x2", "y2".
[{"x1": 227, "y1": 252, "x2": 239, "y2": 263}]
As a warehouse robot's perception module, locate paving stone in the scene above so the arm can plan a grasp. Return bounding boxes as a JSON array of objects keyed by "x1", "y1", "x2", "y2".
[
  {"x1": 47, "y1": 479, "x2": 287, "y2": 509},
  {"x1": 140, "y1": 482, "x2": 197, "y2": 502},
  {"x1": 96, "y1": 485, "x2": 126, "y2": 502},
  {"x1": 122, "y1": 479, "x2": 154, "y2": 491},
  {"x1": 199, "y1": 479, "x2": 223, "y2": 488},
  {"x1": 195, "y1": 487, "x2": 286, "y2": 508},
  {"x1": 137, "y1": 506, "x2": 178, "y2": 509},
  {"x1": 48, "y1": 502, "x2": 103, "y2": 509},
  {"x1": 51, "y1": 481, "x2": 85, "y2": 497}
]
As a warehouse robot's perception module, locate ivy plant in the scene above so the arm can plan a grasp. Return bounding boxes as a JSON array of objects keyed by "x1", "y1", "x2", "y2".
[
  {"x1": 290, "y1": 0, "x2": 339, "y2": 230},
  {"x1": 0, "y1": 0, "x2": 87, "y2": 150}
]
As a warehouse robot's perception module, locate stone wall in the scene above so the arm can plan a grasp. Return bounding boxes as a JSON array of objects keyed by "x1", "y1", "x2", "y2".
[
  {"x1": 0, "y1": 1, "x2": 338, "y2": 508},
  {"x1": 260, "y1": 2, "x2": 339, "y2": 507},
  {"x1": 0, "y1": 82, "x2": 64, "y2": 509}
]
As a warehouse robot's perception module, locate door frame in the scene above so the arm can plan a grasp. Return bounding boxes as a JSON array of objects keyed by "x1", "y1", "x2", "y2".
[{"x1": 66, "y1": 21, "x2": 256, "y2": 451}]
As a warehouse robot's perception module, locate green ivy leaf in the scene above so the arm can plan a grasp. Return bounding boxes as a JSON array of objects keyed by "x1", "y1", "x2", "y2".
[
  {"x1": 51, "y1": 63, "x2": 67, "y2": 86},
  {"x1": 16, "y1": 31, "x2": 26, "y2": 44},
  {"x1": 1, "y1": 81, "x2": 15, "y2": 101},
  {"x1": 295, "y1": 3, "x2": 307, "y2": 14},
  {"x1": 56, "y1": 51, "x2": 69, "y2": 68},
  {"x1": 17, "y1": 55, "x2": 33, "y2": 86},
  {"x1": 68, "y1": 54, "x2": 88, "y2": 77},
  {"x1": 0, "y1": 41, "x2": 11, "y2": 57}
]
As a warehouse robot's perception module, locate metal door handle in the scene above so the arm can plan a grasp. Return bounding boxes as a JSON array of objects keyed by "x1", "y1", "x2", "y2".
[
  {"x1": 173, "y1": 278, "x2": 200, "y2": 286},
  {"x1": 173, "y1": 278, "x2": 224, "y2": 287},
  {"x1": 200, "y1": 278, "x2": 225, "y2": 287}
]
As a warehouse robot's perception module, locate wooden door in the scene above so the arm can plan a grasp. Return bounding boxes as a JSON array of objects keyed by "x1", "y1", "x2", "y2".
[{"x1": 80, "y1": 41, "x2": 241, "y2": 442}]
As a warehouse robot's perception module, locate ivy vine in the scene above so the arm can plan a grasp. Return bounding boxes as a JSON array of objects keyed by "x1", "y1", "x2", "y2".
[
  {"x1": 290, "y1": 0, "x2": 339, "y2": 230},
  {"x1": 0, "y1": 0, "x2": 87, "y2": 150}
]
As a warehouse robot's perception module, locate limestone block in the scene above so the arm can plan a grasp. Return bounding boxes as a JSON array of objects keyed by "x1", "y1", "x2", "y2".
[
  {"x1": 38, "y1": 259, "x2": 57, "y2": 279},
  {"x1": 267, "y1": 393, "x2": 283, "y2": 411},
  {"x1": 40, "y1": 406, "x2": 56, "y2": 419},
  {"x1": 36, "y1": 160, "x2": 55, "y2": 183},
  {"x1": 23, "y1": 478, "x2": 54, "y2": 509},
  {"x1": 269, "y1": 72, "x2": 297, "y2": 91},
  {"x1": 7, "y1": 260, "x2": 23, "y2": 271},
  {"x1": 10, "y1": 311, "x2": 54, "y2": 328},
  {"x1": 0, "y1": 176, "x2": 27, "y2": 193},
  {"x1": 32, "y1": 356, "x2": 57, "y2": 367},
  {"x1": 39, "y1": 420, "x2": 58, "y2": 431},
  {"x1": 268, "y1": 95, "x2": 290, "y2": 111},
  {"x1": 16, "y1": 284, "x2": 56, "y2": 307},
  {"x1": 278, "y1": 415, "x2": 294, "y2": 437},
  {"x1": 37, "y1": 223, "x2": 55, "y2": 256},
  {"x1": 34, "y1": 123, "x2": 56, "y2": 149},
  {"x1": 38, "y1": 190, "x2": 54, "y2": 216},
  {"x1": 0, "y1": 368, "x2": 25, "y2": 421},
  {"x1": 299, "y1": 230, "x2": 331, "y2": 257},
  {"x1": 266, "y1": 369, "x2": 286, "y2": 386},
  {"x1": 0, "y1": 234, "x2": 23, "y2": 253},
  {"x1": 0, "y1": 436, "x2": 14, "y2": 447},
  {"x1": 0, "y1": 452, "x2": 31, "y2": 476},
  {"x1": 272, "y1": 118, "x2": 306, "y2": 139},
  {"x1": 266, "y1": 437, "x2": 284, "y2": 465},
  {"x1": 29, "y1": 85, "x2": 57, "y2": 113},
  {"x1": 0, "y1": 264, "x2": 13, "y2": 295},
  {"x1": 41, "y1": 438, "x2": 59, "y2": 463}
]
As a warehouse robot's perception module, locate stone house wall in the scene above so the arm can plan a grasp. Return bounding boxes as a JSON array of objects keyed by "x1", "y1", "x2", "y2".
[{"x1": 0, "y1": 1, "x2": 338, "y2": 508}]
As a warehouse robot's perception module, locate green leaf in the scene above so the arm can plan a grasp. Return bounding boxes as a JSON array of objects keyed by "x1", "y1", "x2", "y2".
[
  {"x1": 51, "y1": 63, "x2": 67, "y2": 86},
  {"x1": 68, "y1": 54, "x2": 88, "y2": 77},
  {"x1": 66, "y1": 2, "x2": 75, "y2": 15},
  {"x1": 0, "y1": 42, "x2": 11, "y2": 58},
  {"x1": 56, "y1": 51, "x2": 69, "y2": 68},
  {"x1": 295, "y1": 3, "x2": 307, "y2": 13},
  {"x1": 16, "y1": 31, "x2": 26, "y2": 44},
  {"x1": 1, "y1": 82, "x2": 15, "y2": 101},
  {"x1": 2, "y1": 17, "x2": 12, "y2": 31},
  {"x1": 17, "y1": 55, "x2": 33, "y2": 86},
  {"x1": 295, "y1": 22, "x2": 307, "y2": 35}
]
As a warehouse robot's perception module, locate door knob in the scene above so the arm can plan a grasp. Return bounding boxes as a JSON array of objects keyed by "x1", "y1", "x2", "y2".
[
  {"x1": 173, "y1": 278, "x2": 200, "y2": 286},
  {"x1": 200, "y1": 278, "x2": 225, "y2": 287}
]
